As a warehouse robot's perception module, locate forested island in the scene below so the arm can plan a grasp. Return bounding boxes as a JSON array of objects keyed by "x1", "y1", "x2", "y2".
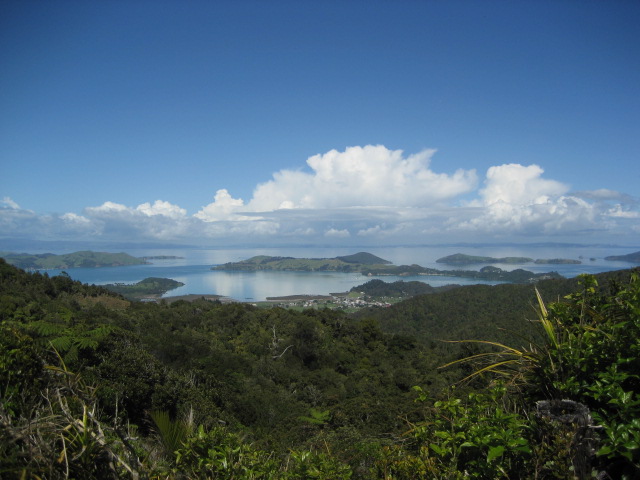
[
  {"x1": 436, "y1": 252, "x2": 581, "y2": 265},
  {"x1": 2, "y1": 257, "x2": 639, "y2": 478},
  {"x1": 0, "y1": 250, "x2": 147, "y2": 269},
  {"x1": 212, "y1": 251, "x2": 391, "y2": 272},
  {"x1": 215, "y1": 252, "x2": 562, "y2": 283}
]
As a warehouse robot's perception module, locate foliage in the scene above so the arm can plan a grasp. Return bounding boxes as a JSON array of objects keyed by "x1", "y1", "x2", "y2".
[
  {"x1": 527, "y1": 273, "x2": 640, "y2": 476},
  {"x1": 407, "y1": 385, "x2": 531, "y2": 479},
  {"x1": 2, "y1": 257, "x2": 640, "y2": 478}
]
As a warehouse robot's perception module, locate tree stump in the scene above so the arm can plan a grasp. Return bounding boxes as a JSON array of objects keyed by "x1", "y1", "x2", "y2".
[{"x1": 536, "y1": 399, "x2": 598, "y2": 479}]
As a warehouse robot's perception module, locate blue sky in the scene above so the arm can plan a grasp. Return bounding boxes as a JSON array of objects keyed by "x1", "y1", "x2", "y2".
[{"x1": 1, "y1": 0, "x2": 639, "y2": 247}]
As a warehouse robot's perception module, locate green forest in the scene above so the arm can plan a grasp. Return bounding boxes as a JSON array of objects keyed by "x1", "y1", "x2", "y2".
[{"x1": 1, "y1": 257, "x2": 639, "y2": 479}]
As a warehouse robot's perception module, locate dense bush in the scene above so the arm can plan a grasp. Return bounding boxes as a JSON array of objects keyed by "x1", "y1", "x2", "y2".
[{"x1": 1, "y1": 257, "x2": 639, "y2": 478}]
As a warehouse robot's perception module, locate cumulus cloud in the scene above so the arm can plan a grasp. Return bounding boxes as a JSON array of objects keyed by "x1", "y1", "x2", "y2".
[
  {"x1": 324, "y1": 228, "x2": 351, "y2": 238},
  {"x1": 478, "y1": 164, "x2": 569, "y2": 206},
  {"x1": 607, "y1": 204, "x2": 640, "y2": 219},
  {"x1": 2, "y1": 146, "x2": 638, "y2": 245},
  {"x1": 248, "y1": 145, "x2": 478, "y2": 210},
  {"x1": 195, "y1": 189, "x2": 252, "y2": 222},
  {"x1": 2, "y1": 197, "x2": 21, "y2": 210},
  {"x1": 456, "y1": 164, "x2": 600, "y2": 235},
  {"x1": 136, "y1": 200, "x2": 187, "y2": 219}
]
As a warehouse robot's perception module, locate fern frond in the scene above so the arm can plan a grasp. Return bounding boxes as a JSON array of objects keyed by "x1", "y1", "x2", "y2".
[
  {"x1": 74, "y1": 337, "x2": 99, "y2": 350},
  {"x1": 29, "y1": 320, "x2": 68, "y2": 337},
  {"x1": 50, "y1": 336, "x2": 73, "y2": 352}
]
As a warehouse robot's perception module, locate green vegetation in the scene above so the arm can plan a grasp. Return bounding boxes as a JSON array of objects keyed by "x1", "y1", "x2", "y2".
[
  {"x1": 437, "y1": 253, "x2": 533, "y2": 264},
  {"x1": 102, "y1": 277, "x2": 185, "y2": 300},
  {"x1": 1, "y1": 257, "x2": 639, "y2": 478},
  {"x1": 212, "y1": 252, "x2": 391, "y2": 272},
  {"x1": 605, "y1": 250, "x2": 640, "y2": 263},
  {"x1": 1, "y1": 250, "x2": 147, "y2": 269},
  {"x1": 336, "y1": 252, "x2": 391, "y2": 264},
  {"x1": 350, "y1": 279, "x2": 456, "y2": 297},
  {"x1": 362, "y1": 264, "x2": 562, "y2": 283},
  {"x1": 437, "y1": 252, "x2": 582, "y2": 266},
  {"x1": 534, "y1": 258, "x2": 582, "y2": 264}
]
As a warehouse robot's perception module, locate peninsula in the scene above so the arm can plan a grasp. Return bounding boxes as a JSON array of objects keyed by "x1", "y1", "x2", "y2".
[
  {"x1": 214, "y1": 252, "x2": 562, "y2": 284},
  {"x1": 0, "y1": 251, "x2": 148, "y2": 269}
]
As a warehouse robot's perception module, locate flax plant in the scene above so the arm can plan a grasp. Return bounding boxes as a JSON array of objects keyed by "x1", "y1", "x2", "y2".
[{"x1": 440, "y1": 287, "x2": 563, "y2": 391}]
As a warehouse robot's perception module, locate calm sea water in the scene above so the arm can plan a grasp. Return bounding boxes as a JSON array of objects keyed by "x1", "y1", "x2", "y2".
[{"x1": 41, "y1": 245, "x2": 637, "y2": 301}]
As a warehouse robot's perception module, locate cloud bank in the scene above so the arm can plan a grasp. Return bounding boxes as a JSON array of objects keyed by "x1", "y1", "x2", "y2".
[{"x1": 1, "y1": 146, "x2": 638, "y2": 245}]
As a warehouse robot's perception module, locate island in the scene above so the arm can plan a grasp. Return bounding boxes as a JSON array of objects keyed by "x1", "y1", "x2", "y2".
[
  {"x1": 534, "y1": 258, "x2": 581, "y2": 264},
  {"x1": 436, "y1": 253, "x2": 533, "y2": 265},
  {"x1": 0, "y1": 251, "x2": 148, "y2": 269},
  {"x1": 436, "y1": 253, "x2": 581, "y2": 265},
  {"x1": 214, "y1": 252, "x2": 563, "y2": 284},
  {"x1": 102, "y1": 277, "x2": 185, "y2": 300},
  {"x1": 212, "y1": 252, "x2": 391, "y2": 272},
  {"x1": 605, "y1": 251, "x2": 640, "y2": 263}
]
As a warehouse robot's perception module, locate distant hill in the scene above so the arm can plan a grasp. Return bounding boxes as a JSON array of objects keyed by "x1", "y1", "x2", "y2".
[
  {"x1": 0, "y1": 250, "x2": 147, "y2": 269},
  {"x1": 437, "y1": 252, "x2": 581, "y2": 266},
  {"x1": 337, "y1": 252, "x2": 391, "y2": 265},
  {"x1": 212, "y1": 253, "x2": 391, "y2": 272},
  {"x1": 605, "y1": 251, "x2": 640, "y2": 263},
  {"x1": 436, "y1": 253, "x2": 533, "y2": 265},
  {"x1": 534, "y1": 258, "x2": 581, "y2": 264},
  {"x1": 351, "y1": 279, "x2": 457, "y2": 297}
]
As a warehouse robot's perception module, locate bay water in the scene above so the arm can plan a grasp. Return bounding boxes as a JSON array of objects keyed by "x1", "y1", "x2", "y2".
[{"x1": 41, "y1": 245, "x2": 637, "y2": 301}]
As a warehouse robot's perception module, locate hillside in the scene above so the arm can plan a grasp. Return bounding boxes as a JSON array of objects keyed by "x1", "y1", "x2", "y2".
[
  {"x1": 354, "y1": 268, "x2": 639, "y2": 347},
  {"x1": 336, "y1": 252, "x2": 391, "y2": 264},
  {"x1": 350, "y1": 278, "x2": 456, "y2": 297},
  {"x1": 1, "y1": 250, "x2": 147, "y2": 269},
  {"x1": 2, "y1": 258, "x2": 638, "y2": 478}
]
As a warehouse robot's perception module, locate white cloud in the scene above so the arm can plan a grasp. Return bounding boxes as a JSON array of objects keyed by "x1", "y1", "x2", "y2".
[
  {"x1": 248, "y1": 145, "x2": 478, "y2": 211},
  {"x1": 2, "y1": 146, "x2": 638, "y2": 245},
  {"x1": 195, "y1": 189, "x2": 250, "y2": 221},
  {"x1": 61, "y1": 212, "x2": 91, "y2": 225},
  {"x1": 136, "y1": 200, "x2": 187, "y2": 219},
  {"x1": 455, "y1": 164, "x2": 599, "y2": 235},
  {"x1": 478, "y1": 164, "x2": 569, "y2": 206},
  {"x1": 607, "y1": 204, "x2": 640, "y2": 219},
  {"x1": 2, "y1": 197, "x2": 21, "y2": 209},
  {"x1": 87, "y1": 201, "x2": 130, "y2": 213},
  {"x1": 324, "y1": 228, "x2": 351, "y2": 238}
]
